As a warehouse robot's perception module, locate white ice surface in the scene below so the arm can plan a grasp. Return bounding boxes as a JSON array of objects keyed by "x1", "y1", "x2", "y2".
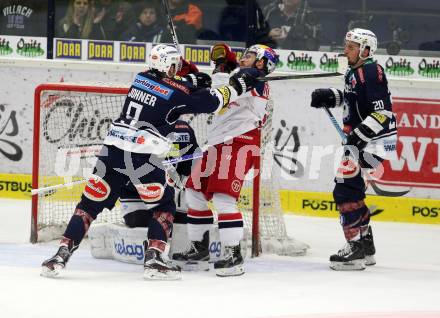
[{"x1": 0, "y1": 199, "x2": 439, "y2": 318}]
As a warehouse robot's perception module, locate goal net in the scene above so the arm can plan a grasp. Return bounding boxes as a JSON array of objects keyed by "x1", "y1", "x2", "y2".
[{"x1": 32, "y1": 83, "x2": 308, "y2": 256}]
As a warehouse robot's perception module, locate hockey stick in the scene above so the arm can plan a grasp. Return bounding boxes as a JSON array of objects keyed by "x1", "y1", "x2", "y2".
[
  {"x1": 323, "y1": 107, "x2": 346, "y2": 142},
  {"x1": 323, "y1": 107, "x2": 410, "y2": 197},
  {"x1": 31, "y1": 152, "x2": 205, "y2": 196},
  {"x1": 258, "y1": 72, "x2": 343, "y2": 82},
  {"x1": 161, "y1": 0, "x2": 181, "y2": 54}
]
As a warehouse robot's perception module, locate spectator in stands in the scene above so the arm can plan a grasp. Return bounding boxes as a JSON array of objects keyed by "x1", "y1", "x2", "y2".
[
  {"x1": 169, "y1": 0, "x2": 202, "y2": 31},
  {"x1": 121, "y1": 2, "x2": 166, "y2": 43},
  {"x1": 264, "y1": 0, "x2": 320, "y2": 50},
  {"x1": 56, "y1": 0, "x2": 99, "y2": 39},
  {"x1": 219, "y1": 0, "x2": 274, "y2": 47},
  {"x1": 93, "y1": 0, "x2": 135, "y2": 40},
  {"x1": 162, "y1": 0, "x2": 201, "y2": 44}
]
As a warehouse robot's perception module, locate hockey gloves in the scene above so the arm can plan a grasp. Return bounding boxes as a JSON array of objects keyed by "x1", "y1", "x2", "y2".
[
  {"x1": 184, "y1": 72, "x2": 212, "y2": 88},
  {"x1": 229, "y1": 68, "x2": 259, "y2": 95},
  {"x1": 310, "y1": 88, "x2": 343, "y2": 108},
  {"x1": 344, "y1": 123, "x2": 376, "y2": 151},
  {"x1": 211, "y1": 43, "x2": 239, "y2": 74},
  {"x1": 344, "y1": 111, "x2": 390, "y2": 151},
  {"x1": 177, "y1": 59, "x2": 199, "y2": 77}
]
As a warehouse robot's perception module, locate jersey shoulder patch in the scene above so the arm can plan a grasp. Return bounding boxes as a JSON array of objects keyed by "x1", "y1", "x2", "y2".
[{"x1": 362, "y1": 62, "x2": 386, "y2": 84}]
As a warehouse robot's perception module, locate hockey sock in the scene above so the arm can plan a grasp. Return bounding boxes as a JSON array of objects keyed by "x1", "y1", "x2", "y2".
[
  {"x1": 360, "y1": 207, "x2": 371, "y2": 237},
  {"x1": 148, "y1": 211, "x2": 174, "y2": 252},
  {"x1": 63, "y1": 208, "x2": 94, "y2": 247},
  {"x1": 338, "y1": 201, "x2": 369, "y2": 241},
  {"x1": 218, "y1": 212, "x2": 244, "y2": 246},
  {"x1": 187, "y1": 209, "x2": 214, "y2": 242}
]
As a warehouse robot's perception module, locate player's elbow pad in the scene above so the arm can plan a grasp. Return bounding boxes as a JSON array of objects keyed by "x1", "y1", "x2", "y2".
[
  {"x1": 211, "y1": 85, "x2": 239, "y2": 113},
  {"x1": 362, "y1": 111, "x2": 391, "y2": 137}
]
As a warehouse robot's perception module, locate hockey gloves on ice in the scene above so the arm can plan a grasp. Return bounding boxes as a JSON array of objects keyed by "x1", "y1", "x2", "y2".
[
  {"x1": 310, "y1": 88, "x2": 343, "y2": 108},
  {"x1": 184, "y1": 72, "x2": 212, "y2": 88},
  {"x1": 229, "y1": 68, "x2": 259, "y2": 95}
]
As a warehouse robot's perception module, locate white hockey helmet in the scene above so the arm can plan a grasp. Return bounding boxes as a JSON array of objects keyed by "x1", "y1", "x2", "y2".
[
  {"x1": 345, "y1": 28, "x2": 377, "y2": 59},
  {"x1": 243, "y1": 44, "x2": 279, "y2": 74},
  {"x1": 148, "y1": 44, "x2": 182, "y2": 76}
]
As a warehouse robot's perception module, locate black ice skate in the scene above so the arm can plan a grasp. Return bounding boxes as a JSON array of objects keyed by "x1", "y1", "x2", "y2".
[
  {"x1": 214, "y1": 245, "x2": 244, "y2": 277},
  {"x1": 361, "y1": 226, "x2": 376, "y2": 266},
  {"x1": 143, "y1": 248, "x2": 182, "y2": 281},
  {"x1": 329, "y1": 240, "x2": 366, "y2": 271},
  {"x1": 41, "y1": 241, "x2": 76, "y2": 277},
  {"x1": 172, "y1": 231, "x2": 210, "y2": 271}
]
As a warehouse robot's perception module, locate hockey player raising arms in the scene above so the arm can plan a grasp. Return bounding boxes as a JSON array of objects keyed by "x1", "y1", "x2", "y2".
[
  {"x1": 310, "y1": 29, "x2": 397, "y2": 270},
  {"x1": 174, "y1": 44, "x2": 279, "y2": 277},
  {"x1": 40, "y1": 44, "x2": 260, "y2": 279}
]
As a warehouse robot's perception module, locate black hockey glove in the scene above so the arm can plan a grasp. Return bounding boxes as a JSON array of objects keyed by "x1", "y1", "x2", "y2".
[
  {"x1": 184, "y1": 72, "x2": 212, "y2": 88},
  {"x1": 229, "y1": 68, "x2": 259, "y2": 95},
  {"x1": 344, "y1": 123, "x2": 376, "y2": 151},
  {"x1": 310, "y1": 88, "x2": 343, "y2": 108}
]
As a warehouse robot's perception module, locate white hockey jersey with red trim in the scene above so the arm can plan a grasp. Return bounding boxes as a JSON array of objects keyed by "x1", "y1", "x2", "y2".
[{"x1": 207, "y1": 72, "x2": 270, "y2": 146}]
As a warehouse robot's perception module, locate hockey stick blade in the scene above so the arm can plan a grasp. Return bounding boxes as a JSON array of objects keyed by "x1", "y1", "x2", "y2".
[
  {"x1": 258, "y1": 72, "x2": 342, "y2": 82},
  {"x1": 369, "y1": 180, "x2": 411, "y2": 197}
]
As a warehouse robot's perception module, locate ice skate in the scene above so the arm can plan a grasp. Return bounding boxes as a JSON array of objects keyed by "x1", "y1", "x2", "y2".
[
  {"x1": 214, "y1": 245, "x2": 244, "y2": 277},
  {"x1": 361, "y1": 226, "x2": 376, "y2": 266},
  {"x1": 41, "y1": 245, "x2": 73, "y2": 277},
  {"x1": 143, "y1": 248, "x2": 182, "y2": 281},
  {"x1": 329, "y1": 240, "x2": 366, "y2": 271},
  {"x1": 172, "y1": 231, "x2": 210, "y2": 271}
]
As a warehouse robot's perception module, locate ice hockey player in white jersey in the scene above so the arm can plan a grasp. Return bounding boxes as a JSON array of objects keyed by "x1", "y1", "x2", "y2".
[
  {"x1": 40, "y1": 44, "x2": 261, "y2": 279},
  {"x1": 310, "y1": 29, "x2": 397, "y2": 271},
  {"x1": 174, "y1": 43, "x2": 279, "y2": 277}
]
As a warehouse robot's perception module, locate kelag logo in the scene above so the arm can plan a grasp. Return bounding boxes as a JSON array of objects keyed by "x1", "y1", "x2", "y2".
[
  {"x1": 16, "y1": 38, "x2": 44, "y2": 57},
  {"x1": 385, "y1": 57, "x2": 414, "y2": 77},
  {"x1": 209, "y1": 241, "x2": 221, "y2": 257},
  {"x1": 0, "y1": 38, "x2": 13, "y2": 55},
  {"x1": 114, "y1": 239, "x2": 144, "y2": 260}
]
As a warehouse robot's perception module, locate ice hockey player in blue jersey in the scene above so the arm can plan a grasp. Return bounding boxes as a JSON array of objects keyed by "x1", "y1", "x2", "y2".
[
  {"x1": 310, "y1": 29, "x2": 397, "y2": 271},
  {"x1": 41, "y1": 44, "x2": 260, "y2": 279}
]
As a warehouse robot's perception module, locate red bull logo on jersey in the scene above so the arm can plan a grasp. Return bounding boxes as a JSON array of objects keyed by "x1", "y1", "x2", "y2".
[{"x1": 133, "y1": 75, "x2": 174, "y2": 100}]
